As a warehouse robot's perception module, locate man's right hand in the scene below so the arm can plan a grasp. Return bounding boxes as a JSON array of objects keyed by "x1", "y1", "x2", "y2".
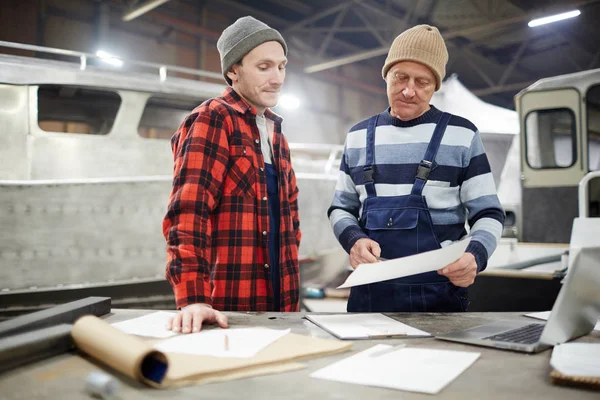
[
  {"x1": 349, "y1": 238, "x2": 381, "y2": 269},
  {"x1": 166, "y1": 303, "x2": 229, "y2": 334}
]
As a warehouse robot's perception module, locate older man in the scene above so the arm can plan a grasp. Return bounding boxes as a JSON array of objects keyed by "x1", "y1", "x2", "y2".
[
  {"x1": 328, "y1": 24, "x2": 505, "y2": 312},
  {"x1": 164, "y1": 16, "x2": 301, "y2": 333}
]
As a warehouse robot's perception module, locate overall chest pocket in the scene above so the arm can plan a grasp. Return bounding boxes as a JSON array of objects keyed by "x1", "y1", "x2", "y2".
[
  {"x1": 223, "y1": 145, "x2": 256, "y2": 198},
  {"x1": 363, "y1": 208, "x2": 418, "y2": 231}
]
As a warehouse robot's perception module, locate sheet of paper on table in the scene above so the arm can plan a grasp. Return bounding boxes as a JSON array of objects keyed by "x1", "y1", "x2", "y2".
[
  {"x1": 111, "y1": 311, "x2": 178, "y2": 338},
  {"x1": 305, "y1": 313, "x2": 430, "y2": 340},
  {"x1": 311, "y1": 344, "x2": 480, "y2": 394},
  {"x1": 153, "y1": 327, "x2": 291, "y2": 358}
]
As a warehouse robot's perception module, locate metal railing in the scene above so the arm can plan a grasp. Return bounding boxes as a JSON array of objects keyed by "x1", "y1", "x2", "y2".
[
  {"x1": 0, "y1": 40, "x2": 223, "y2": 82},
  {"x1": 578, "y1": 171, "x2": 600, "y2": 217},
  {"x1": 288, "y1": 143, "x2": 344, "y2": 180}
]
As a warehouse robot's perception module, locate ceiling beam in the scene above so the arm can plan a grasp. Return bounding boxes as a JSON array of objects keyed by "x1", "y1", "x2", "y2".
[
  {"x1": 262, "y1": 0, "x2": 313, "y2": 15},
  {"x1": 213, "y1": 0, "x2": 369, "y2": 58},
  {"x1": 216, "y1": 0, "x2": 288, "y2": 27},
  {"x1": 146, "y1": 10, "x2": 219, "y2": 39},
  {"x1": 351, "y1": 7, "x2": 387, "y2": 46},
  {"x1": 462, "y1": 47, "x2": 496, "y2": 87},
  {"x1": 497, "y1": 37, "x2": 530, "y2": 86},
  {"x1": 285, "y1": 1, "x2": 357, "y2": 32},
  {"x1": 122, "y1": 0, "x2": 170, "y2": 22},
  {"x1": 304, "y1": 47, "x2": 388, "y2": 73},
  {"x1": 317, "y1": 5, "x2": 351, "y2": 57},
  {"x1": 303, "y1": 0, "x2": 599, "y2": 73},
  {"x1": 287, "y1": 26, "x2": 397, "y2": 34}
]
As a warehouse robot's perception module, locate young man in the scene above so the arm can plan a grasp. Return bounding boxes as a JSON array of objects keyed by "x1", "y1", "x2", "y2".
[
  {"x1": 328, "y1": 25, "x2": 505, "y2": 312},
  {"x1": 163, "y1": 16, "x2": 301, "y2": 333}
]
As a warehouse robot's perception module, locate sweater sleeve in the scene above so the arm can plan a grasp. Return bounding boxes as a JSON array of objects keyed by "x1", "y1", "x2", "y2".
[{"x1": 460, "y1": 131, "x2": 505, "y2": 272}]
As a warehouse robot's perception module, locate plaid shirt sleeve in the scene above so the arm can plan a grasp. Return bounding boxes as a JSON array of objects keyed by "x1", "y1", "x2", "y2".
[{"x1": 162, "y1": 104, "x2": 229, "y2": 308}]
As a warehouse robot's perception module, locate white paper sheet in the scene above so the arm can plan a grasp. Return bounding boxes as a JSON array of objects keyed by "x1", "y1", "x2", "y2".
[
  {"x1": 306, "y1": 313, "x2": 430, "y2": 340},
  {"x1": 551, "y1": 343, "x2": 600, "y2": 377},
  {"x1": 337, "y1": 238, "x2": 471, "y2": 289},
  {"x1": 524, "y1": 311, "x2": 600, "y2": 331},
  {"x1": 153, "y1": 328, "x2": 290, "y2": 358},
  {"x1": 111, "y1": 311, "x2": 178, "y2": 338},
  {"x1": 311, "y1": 345, "x2": 480, "y2": 394}
]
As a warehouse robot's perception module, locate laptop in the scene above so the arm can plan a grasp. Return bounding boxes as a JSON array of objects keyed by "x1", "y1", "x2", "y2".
[{"x1": 436, "y1": 246, "x2": 600, "y2": 353}]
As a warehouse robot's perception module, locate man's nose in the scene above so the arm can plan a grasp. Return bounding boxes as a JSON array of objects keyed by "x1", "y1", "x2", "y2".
[
  {"x1": 270, "y1": 69, "x2": 285, "y2": 86},
  {"x1": 402, "y1": 85, "x2": 415, "y2": 98}
]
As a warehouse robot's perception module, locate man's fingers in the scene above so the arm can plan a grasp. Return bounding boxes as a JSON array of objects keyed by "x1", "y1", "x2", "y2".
[
  {"x1": 166, "y1": 316, "x2": 173, "y2": 330},
  {"x1": 171, "y1": 313, "x2": 182, "y2": 332},
  {"x1": 371, "y1": 243, "x2": 381, "y2": 259},
  {"x1": 440, "y1": 256, "x2": 470, "y2": 275},
  {"x1": 444, "y1": 266, "x2": 474, "y2": 279},
  {"x1": 181, "y1": 311, "x2": 193, "y2": 334},
  {"x1": 215, "y1": 312, "x2": 229, "y2": 329},
  {"x1": 192, "y1": 311, "x2": 204, "y2": 333},
  {"x1": 359, "y1": 246, "x2": 378, "y2": 264}
]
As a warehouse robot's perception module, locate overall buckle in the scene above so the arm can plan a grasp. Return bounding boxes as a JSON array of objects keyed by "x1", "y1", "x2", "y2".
[
  {"x1": 416, "y1": 160, "x2": 432, "y2": 180},
  {"x1": 363, "y1": 165, "x2": 375, "y2": 182}
]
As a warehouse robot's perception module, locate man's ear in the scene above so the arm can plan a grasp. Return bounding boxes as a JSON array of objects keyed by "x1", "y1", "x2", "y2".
[{"x1": 226, "y1": 65, "x2": 239, "y2": 83}]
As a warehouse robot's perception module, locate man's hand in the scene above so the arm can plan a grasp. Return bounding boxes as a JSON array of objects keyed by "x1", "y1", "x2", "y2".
[
  {"x1": 438, "y1": 252, "x2": 478, "y2": 287},
  {"x1": 350, "y1": 238, "x2": 381, "y2": 269},
  {"x1": 166, "y1": 303, "x2": 228, "y2": 334}
]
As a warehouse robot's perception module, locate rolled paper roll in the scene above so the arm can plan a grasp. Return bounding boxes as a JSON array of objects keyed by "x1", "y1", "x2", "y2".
[{"x1": 72, "y1": 315, "x2": 168, "y2": 387}]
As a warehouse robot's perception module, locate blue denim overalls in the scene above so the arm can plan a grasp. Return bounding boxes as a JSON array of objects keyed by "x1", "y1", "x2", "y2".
[
  {"x1": 347, "y1": 112, "x2": 469, "y2": 313},
  {"x1": 266, "y1": 162, "x2": 281, "y2": 311}
]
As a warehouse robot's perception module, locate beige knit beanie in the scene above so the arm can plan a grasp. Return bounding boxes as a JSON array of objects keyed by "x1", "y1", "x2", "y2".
[{"x1": 382, "y1": 24, "x2": 448, "y2": 91}]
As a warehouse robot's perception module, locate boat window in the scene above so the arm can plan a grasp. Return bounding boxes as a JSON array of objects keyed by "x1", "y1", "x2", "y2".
[
  {"x1": 138, "y1": 96, "x2": 200, "y2": 139},
  {"x1": 524, "y1": 108, "x2": 576, "y2": 169},
  {"x1": 38, "y1": 85, "x2": 121, "y2": 135}
]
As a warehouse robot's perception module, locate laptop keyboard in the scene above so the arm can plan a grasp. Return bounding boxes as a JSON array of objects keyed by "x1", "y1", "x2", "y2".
[{"x1": 482, "y1": 323, "x2": 545, "y2": 344}]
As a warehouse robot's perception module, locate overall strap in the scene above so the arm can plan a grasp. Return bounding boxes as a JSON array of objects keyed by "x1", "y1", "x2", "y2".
[
  {"x1": 363, "y1": 114, "x2": 379, "y2": 198},
  {"x1": 411, "y1": 112, "x2": 452, "y2": 196}
]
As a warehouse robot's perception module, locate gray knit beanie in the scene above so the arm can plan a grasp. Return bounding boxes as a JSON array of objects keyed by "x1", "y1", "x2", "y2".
[{"x1": 217, "y1": 16, "x2": 288, "y2": 86}]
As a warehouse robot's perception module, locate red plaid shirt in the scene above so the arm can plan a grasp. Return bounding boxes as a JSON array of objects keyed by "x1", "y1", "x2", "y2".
[{"x1": 163, "y1": 88, "x2": 301, "y2": 311}]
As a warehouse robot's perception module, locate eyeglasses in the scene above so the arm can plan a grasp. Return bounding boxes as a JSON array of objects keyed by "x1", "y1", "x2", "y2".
[{"x1": 389, "y1": 72, "x2": 434, "y2": 89}]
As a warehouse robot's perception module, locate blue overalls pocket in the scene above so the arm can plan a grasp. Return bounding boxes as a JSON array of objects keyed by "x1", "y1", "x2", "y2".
[{"x1": 363, "y1": 208, "x2": 432, "y2": 258}]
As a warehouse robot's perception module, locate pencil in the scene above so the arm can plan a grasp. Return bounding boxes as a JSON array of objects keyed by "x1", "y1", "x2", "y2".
[{"x1": 224, "y1": 334, "x2": 229, "y2": 351}]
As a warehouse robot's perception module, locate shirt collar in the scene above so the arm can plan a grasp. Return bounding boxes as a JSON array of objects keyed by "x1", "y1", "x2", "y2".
[{"x1": 221, "y1": 87, "x2": 283, "y2": 124}]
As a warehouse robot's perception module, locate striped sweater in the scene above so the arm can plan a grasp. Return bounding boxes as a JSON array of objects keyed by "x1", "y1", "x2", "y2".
[{"x1": 328, "y1": 106, "x2": 505, "y2": 271}]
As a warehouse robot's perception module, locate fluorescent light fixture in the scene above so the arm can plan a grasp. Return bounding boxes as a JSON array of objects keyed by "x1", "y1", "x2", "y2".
[
  {"x1": 96, "y1": 50, "x2": 124, "y2": 67},
  {"x1": 122, "y1": 0, "x2": 170, "y2": 22},
  {"x1": 528, "y1": 10, "x2": 580, "y2": 27},
  {"x1": 279, "y1": 94, "x2": 301, "y2": 110}
]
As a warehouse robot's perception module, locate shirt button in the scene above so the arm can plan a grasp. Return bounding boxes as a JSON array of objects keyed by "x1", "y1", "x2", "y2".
[
  {"x1": 264, "y1": 264, "x2": 269, "y2": 269},
  {"x1": 263, "y1": 196, "x2": 267, "y2": 201},
  {"x1": 255, "y1": 139, "x2": 260, "y2": 144},
  {"x1": 262, "y1": 231, "x2": 267, "y2": 236}
]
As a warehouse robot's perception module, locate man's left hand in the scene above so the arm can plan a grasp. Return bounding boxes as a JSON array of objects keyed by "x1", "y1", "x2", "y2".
[{"x1": 438, "y1": 252, "x2": 477, "y2": 287}]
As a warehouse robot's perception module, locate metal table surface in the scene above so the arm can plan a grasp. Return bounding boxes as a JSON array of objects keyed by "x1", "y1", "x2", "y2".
[{"x1": 0, "y1": 309, "x2": 598, "y2": 400}]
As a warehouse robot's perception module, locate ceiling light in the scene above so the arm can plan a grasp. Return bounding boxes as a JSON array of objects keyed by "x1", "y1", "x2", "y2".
[{"x1": 528, "y1": 10, "x2": 581, "y2": 28}]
